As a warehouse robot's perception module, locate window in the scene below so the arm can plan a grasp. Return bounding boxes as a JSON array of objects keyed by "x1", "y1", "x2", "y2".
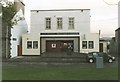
[
  {"x1": 45, "y1": 18, "x2": 51, "y2": 29},
  {"x1": 33, "y1": 41, "x2": 38, "y2": 49},
  {"x1": 57, "y1": 18, "x2": 62, "y2": 29},
  {"x1": 89, "y1": 41, "x2": 94, "y2": 49},
  {"x1": 27, "y1": 41, "x2": 32, "y2": 49},
  {"x1": 12, "y1": 38, "x2": 17, "y2": 41},
  {"x1": 82, "y1": 41, "x2": 87, "y2": 49},
  {"x1": 68, "y1": 17, "x2": 74, "y2": 29}
]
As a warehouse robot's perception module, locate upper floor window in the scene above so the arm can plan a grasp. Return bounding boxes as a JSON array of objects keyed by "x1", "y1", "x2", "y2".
[
  {"x1": 89, "y1": 41, "x2": 94, "y2": 49},
  {"x1": 45, "y1": 18, "x2": 51, "y2": 29},
  {"x1": 57, "y1": 18, "x2": 62, "y2": 29},
  {"x1": 68, "y1": 17, "x2": 74, "y2": 29}
]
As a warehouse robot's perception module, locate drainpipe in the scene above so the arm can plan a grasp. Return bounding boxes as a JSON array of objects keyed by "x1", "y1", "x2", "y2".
[{"x1": 99, "y1": 30, "x2": 101, "y2": 52}]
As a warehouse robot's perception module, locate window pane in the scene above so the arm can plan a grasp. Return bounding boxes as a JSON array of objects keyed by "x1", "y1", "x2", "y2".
[
  {"x1": 57, "y1": 18, "x2": 62, "y2": 29},
  {"x1": 89, "y1": 41, "x2": 94, "y2": 49},
  {"x1": 33, "y1": 41, "x2": 38, "y2": 49},
  {"x1": 46, "y1": 18, "x2": 51, "y2": 29},
  {"x1": 82, "y1": 41, "x2": 87, "y2": 49},
  {"x1": 27, "y1": 41, "x2": 32, "y2": 49},
  {"x1": 69, "y1": 17, "x2": 74, "y2": 29}
]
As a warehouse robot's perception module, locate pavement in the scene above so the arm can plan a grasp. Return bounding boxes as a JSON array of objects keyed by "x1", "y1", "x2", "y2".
[{"x1": 2, "y1": 52, "x2": 118, "y2": 68}]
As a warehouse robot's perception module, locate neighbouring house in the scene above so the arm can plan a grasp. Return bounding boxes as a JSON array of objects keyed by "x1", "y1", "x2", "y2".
[
  {"x1": 109, "y1": 28, "x2": 120, "y2": 57},
  {"x1": 14, "y1": 0, "x2": 25, "y2": 15},
  {"x1": 10, "y1": 9, "x2": 28, "y2": 58},
  {"x1": 115, "y1": 27, "x2": 120, "y2": 57},
  {"x1": 0, "y1": 13, "x2": 1, "y2": 82},
  {"x1": 109, "y1": 2, "x2": 120, "y2": 57},
  {"x1": 10, "y1": 0, "x2": 27, "y2": 58},
  {"x1": 2, "y1": 0, "x2": 25, "y2": 58},
  {"x1": 109, "y1": 37, "x2": 116, "y2": 56},
  {"x1": 99, "y1": 37, "x2": 111, "y2": 54},
  {"x1": 2, "y1": 0, "x2": 27, "y2": 58},
  {"x1": 22, "y1": 9, "x2": 99, "y2": 56},
  {"x1": 117, "y1": 2, "x2": 120, "y2": 57}
]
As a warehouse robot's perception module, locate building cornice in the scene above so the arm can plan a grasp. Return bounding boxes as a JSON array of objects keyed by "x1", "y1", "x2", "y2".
[{"x1": 31, "y1": 9, "x2": 90, "y2": 12}]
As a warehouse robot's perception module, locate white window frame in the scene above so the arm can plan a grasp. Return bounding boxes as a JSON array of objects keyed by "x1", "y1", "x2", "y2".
[
  {"x1": 89, "y1": 41, "x2": 94, "y2": 49},
  {"x1": 57, "y1": 18, "x2": 62, "y2": 29},
  {"x1": 68, "y1": 17, "x2": 74, "y2": 29},
  {"x1": 33, "y1": 41, "x2": 38, "y2": 49},
  {"x1": 45, "y1": 18, "x2": 51, "y2": 29},
  {"x1": 27, "y1": 41, "x2": 32, "y2": 49},
  {"x1": 82, "y1": 41, "x2": 87, "y2": 49}
]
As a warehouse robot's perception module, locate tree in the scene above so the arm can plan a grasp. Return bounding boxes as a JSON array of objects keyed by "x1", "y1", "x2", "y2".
[
  {"x1": 1, "y1": 1, "x2": 17, "y2": 59},
  {"x1": 2, "y1": 2, "x2": 16, "y2": 27}
]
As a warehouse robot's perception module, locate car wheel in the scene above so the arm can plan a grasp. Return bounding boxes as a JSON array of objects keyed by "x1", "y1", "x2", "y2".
[
  {"x1": 89, "y1": 59, "x2": 94, "y2": 63},
  {"x1": 108, "y1": 59, "x2": 113, "y2": 63}
]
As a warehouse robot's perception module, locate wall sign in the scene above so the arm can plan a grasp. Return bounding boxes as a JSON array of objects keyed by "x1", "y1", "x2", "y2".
[{"x1": 52, "y1": 44, "x2": 56, "y2": 48}]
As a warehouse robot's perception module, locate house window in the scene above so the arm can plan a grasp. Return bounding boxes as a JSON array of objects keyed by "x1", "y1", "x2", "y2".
[
  {"x1": 82, "y1": 41, "x2": 87, "y2": 49},
  {"x1": 46, "y1": 18, "x2": 51, "y2": 29},
  {"x1": 57, "y1": 18, "x2": 62, "y2": 29},
  {"x1": 68, "y1": 17, "x2": 74, "y2": 29},
  {"x1": 12, "y1": 38, "x2": 17, "y2": 41},
  {"x1": 27, "y1": 41, "x2": 32, "y2": 49},
  {"x1": 33, "y1": 41, "x2": 38, "y2": 49},
  {"x1": 89, "y1": 41, "x2": 94, "y2": 49}
]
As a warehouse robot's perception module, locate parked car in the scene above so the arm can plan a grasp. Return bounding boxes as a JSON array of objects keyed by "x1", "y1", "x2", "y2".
[{"x1": 86, "y1": 52, "x2": 115, "y2": 63}]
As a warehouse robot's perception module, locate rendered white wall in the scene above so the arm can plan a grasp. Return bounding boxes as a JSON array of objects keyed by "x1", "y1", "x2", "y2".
[
  {"x1": 22, "y1": 33, "x2": 40, "y2": 55},
  {"x1": 30, "y1": 9, "x2": 90, "y2": 34},
  {"x1": 22, "y1": 9, "x2": 100, "y2": 55},
  {"x1": 10, "y1": 9, "x2": 28, "y2": 58},
  {"x1": 80, "y1": 33, "x2": 99, "y2": 53}
]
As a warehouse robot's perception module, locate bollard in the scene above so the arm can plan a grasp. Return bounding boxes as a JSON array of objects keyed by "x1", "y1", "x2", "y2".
[{"x1": 96, "y1": 57, "x2": 104, "y2": 68}]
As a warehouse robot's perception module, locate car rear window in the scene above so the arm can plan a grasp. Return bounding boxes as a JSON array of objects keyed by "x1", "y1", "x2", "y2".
[{"x1": 93, "y1": 53, "x2": 98, "y2": 57}]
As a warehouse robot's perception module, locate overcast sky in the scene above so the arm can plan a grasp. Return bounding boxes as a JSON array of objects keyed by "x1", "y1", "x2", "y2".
[{"x1": 21, "y1": 0, "x2": 119, "y2": 37}]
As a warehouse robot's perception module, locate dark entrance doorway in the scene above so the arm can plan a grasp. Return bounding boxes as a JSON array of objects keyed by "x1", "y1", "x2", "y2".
[
  {"x1": 46, "y1": 40, "x2": 74, "y2": 52},
  {"x1": 99, "y1": 43, "x2": 103, "y2": 52}
]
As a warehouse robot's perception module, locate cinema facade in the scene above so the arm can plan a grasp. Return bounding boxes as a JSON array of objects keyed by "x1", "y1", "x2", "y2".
[{"x1": 22, "y1": 9, "x2": 99, "y2": 55}]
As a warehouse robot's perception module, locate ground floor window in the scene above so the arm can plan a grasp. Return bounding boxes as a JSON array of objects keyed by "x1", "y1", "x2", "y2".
[
  {"x1": 33, "y1": 41, "x2": 38, "y2": 49},
  {"x1": 27, "y1": 41, "x2": 32, "y2": 49},
  {"x1": 89, "y1": 41, "x2": 94, "y2": 49},
  {"x1": 82, "y1": 41, "x2": 87, "y2": 49}
]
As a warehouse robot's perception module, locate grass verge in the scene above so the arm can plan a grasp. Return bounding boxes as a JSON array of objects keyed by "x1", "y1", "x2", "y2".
[{"x1": 2, "y1": 66, "x2": 118, "y2": 80}]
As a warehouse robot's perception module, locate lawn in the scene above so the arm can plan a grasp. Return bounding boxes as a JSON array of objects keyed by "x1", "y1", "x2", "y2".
[{"x1": 2, "y1": 66, "x2": 118, "y2": 80}]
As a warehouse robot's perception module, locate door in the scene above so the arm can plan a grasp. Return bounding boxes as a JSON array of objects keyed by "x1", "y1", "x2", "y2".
[
  {"x1": 46, "y1": 40, "x2": 74, "y2": 52},
  {"x1": 99, "y1": 43, "x2": 103, "y2": 52},
  {"x1": 18, "y1": 45, "x2": 22, "y2": 56},
  {"x1": 46, "y1": 41, "x2": 61, "y2": 52}
]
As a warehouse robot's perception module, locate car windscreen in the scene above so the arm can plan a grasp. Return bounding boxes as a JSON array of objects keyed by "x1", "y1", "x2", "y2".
[{"x1": 93, "y1": 53, "x2": 98, "y2": 57}]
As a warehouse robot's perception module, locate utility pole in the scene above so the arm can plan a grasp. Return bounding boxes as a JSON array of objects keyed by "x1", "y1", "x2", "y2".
[{"x1": 99, "y1": 30, "x2": 101, "y2": 52}]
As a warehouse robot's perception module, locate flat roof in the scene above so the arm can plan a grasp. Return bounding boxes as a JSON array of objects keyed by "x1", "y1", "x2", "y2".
[{"x1": 31, "y1": 9, "x2": 90, "y2": 12}]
